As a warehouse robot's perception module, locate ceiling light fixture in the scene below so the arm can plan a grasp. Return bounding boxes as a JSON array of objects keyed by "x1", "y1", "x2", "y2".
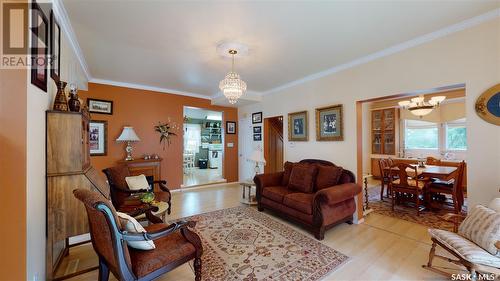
[
  {"x1": 219, "y1": 49, "x2": 247, "y2": 104},
  {"x1": 398, "y1": 95, "x2": 446, "y2": 117}
]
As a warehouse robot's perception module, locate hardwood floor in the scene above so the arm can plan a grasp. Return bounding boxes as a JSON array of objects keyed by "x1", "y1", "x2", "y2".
[{"x1": 62, "y1": 183, "x2": 459, "y2": 281}]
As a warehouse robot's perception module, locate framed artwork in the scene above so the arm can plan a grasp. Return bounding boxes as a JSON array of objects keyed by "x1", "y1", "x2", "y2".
[
  {"x1": 30, "y1": 1, "x2": 48, "y2": 92},
  {"x1": 50, "y1": 10, "x2": 61, "y2": 81},
  {"x1": 252, "y1": 112, "x2": 263, "y2": 124},
  {"x1": 315, "y1": 104, "x2": 343, "y2": 141},
  {"x1": 226, "y1": 121, "x2": 236, "y2": 134},
  {"x1": 288, "y1": 111, "x2": 308, "y2": 141},
  {"x1": 87, "y1": 98, "x2": 113, "y2": 115},
  {"x1": 475, "y1": 83, "x2": 500, "y2": 126},
  {"x1": 89, "y1": 120, "x2": 107, "y2": 156},
  {"x1": 253, "y1": 126, "x2": 262, "y2": 134},
  {"x1": 253, "y1": 134, "x2": 262, "y2": 141}
]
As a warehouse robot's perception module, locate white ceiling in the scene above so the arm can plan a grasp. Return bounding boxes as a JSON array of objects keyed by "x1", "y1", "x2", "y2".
[{"x1": 63, "y1": 0, "x2": 499, "y2": 99}]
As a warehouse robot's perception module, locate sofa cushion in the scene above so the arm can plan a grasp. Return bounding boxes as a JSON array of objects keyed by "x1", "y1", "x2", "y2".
[
  {"x1": 281, "y1": 161, "x2": 295, "y2": 186},
  {"x1": 458, "y1": 205, "x2": 500, "y2": 256},
  {"x1": 429, "y1": 228, "x2": 500, "y2": 268},
  {"x1": 288, "y1": 164, "x2": 318, "y2": 193},
  {"x1": 262, "y1": 186, "x2": 293, "y2": 203},
  {"x1": 283, "y1": 193, "x2": 314, "y2": 214},
  {"x1": 315, "y1": 165, "x2": 343, "y2": 190}
]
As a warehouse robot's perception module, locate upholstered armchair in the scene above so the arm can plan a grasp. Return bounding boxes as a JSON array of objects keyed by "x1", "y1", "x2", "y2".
[
  {"x1": 103, "y1": 165, "x2": 171, "y2": 220},
  {"x1": 74, "y1": 189, "x2": 202, "y2": 281},
  {"x1": 423, "y1": 200, "x2": 500, "y2": 280}
]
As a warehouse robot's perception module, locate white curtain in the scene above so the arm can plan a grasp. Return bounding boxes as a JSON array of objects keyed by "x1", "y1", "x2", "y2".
[{"x1": 184, "y1": 124, "x2": 201, "y2": 153}]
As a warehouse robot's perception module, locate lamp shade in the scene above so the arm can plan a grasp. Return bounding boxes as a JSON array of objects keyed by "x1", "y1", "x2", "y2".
[
  {"x1": 248, "y1": 149, "x2": 266, "y2": 164},
  {"x1": 116, "y1": 127, "x2": 141, "y2": 142}
]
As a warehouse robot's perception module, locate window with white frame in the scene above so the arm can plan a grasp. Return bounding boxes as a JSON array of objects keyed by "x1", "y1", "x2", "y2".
[
  {"x1": 446, "y1": 118, "x2": 467, "y2": 150},
  {"x1": 404, "y1": 120, "x2": 439, "y2": 149}
]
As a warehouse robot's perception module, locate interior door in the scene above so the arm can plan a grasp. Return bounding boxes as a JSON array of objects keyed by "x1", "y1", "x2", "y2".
[{"x1": 264, "y1": 116, "x2": 284, "y2": 173}]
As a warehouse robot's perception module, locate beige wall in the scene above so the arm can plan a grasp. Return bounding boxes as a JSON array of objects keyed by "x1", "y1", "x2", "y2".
[
  {"x1": 239, "y1": 18, "x2": 500, "y2": 215},
  {"x1": 26, "y1": 4, "x2": 89, "y2": 279}
]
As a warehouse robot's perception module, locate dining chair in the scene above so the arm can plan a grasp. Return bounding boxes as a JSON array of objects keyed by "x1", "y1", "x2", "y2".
[
  {"x1": 73, "y1": 189, "x2": 202, "y2": 281},
  {"x1": 425, "y1": 156, "x2": 441, "y2": 166},
  {"x1": 378, "y1": 159, "x2": 391, "y2": 200},
  {"x1": 389, "y1": 163, "x2": 426, "y2": 216},
  {"x1": 427, "y1": 161, "x2": 465, "y2": 213}
]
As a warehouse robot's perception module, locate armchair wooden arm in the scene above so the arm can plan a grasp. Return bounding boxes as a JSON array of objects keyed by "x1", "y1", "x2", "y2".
[
  {"x1": 153, "y1": 180, "x2": 170, "y2": 193},
  {"x1": 122, "y1": 221, "x2": 196, "y2": 241},
  {"x1": 496, "y1": 241, "x2": 500, "y2": 250},
  {"x1": 441, "y1": 213, "x2": 466, "y2": 232}
]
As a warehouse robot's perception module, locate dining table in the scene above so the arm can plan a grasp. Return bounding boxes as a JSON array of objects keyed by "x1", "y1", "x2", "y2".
[{"x1": 384, "y1": 164, "x2": 457, "y2": 180}]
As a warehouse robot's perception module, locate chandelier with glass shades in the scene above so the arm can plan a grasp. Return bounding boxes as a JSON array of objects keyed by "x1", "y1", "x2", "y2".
[
  {"x1": 219, "y1": 49, "x2": 247, "y2": 104},
  {"x1": 398, "y1": 95, "x2": 446, "y2": 117}
]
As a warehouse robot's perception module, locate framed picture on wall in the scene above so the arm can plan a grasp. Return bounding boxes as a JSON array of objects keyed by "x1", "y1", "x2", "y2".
[
  {"x1": 50, "y1": 10, "x2": 61, "y2": 81},
  {"x1": 30, "y1": 1, "x2": 48, "y2": 92},
  {"x1": 288, "y1": 110, "x2": 308, "y2": 141},
  {"x1": 253, "y1": 126, "x2": 261, "y2": 133},
  {"x1": 88, "y1": 98, "x2": 113, "y2": 115},
  {"x1": 315, "y1": 104, "x2": 343, "y2": 141},
  {"x1": 89, "y1": 120, "x2": 107, "y2": 156},
  {"x1": 226, "y1": 121, "x2": 236, "y2": 134},
  {"x1": 253, "y1": 134, "x2": 262, "y2": 141},
  {"x1": 252, "y1": 112, "x2": 263, "y2": 124}
]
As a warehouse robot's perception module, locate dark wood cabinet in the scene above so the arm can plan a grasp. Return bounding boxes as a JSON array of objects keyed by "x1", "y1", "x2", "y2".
[{"x1": 46, "y1": 111, "x2": 109, "y2": 280}]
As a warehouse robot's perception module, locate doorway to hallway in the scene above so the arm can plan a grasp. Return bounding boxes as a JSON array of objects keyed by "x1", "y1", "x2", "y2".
[{"x1": 264, "y1": 116, "x2": 284, "y2": 173}]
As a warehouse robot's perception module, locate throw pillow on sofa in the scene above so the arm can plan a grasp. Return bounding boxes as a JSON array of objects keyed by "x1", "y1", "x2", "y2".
[
  {"x1": 281, "y1": 161, "x2": 294, "y2": 186},
  {"x1": 315, "y1": 165, "x2": 343, "y2": 190},
  {"x1": 287, "y1": 164, "x2": 318, "y2": 193}
]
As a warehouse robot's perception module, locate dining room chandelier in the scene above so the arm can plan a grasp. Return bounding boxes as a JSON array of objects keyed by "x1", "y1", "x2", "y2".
[
  {"x1": 398, "y1": 95, "x2": 446, "y2": 117},
  {"x1": 219, "y1": 49, "x2": 247, "y2": 104}
]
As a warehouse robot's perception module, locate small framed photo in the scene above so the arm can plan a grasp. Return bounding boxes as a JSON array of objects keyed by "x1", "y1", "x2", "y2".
[
  {"x1": 50, "y1": 10, "x2": 61, "y2": 81},
  {"x1": 30, "y1": 1, "x2": 48, "y2": 92},
  {"x1": 253, "y1": 134, "x2": 262, "y2": 141},
  {"x1": 88, "y1": 98, "x2": 113, "y2": 115},
  {"x1": 316, "y1": 104, "x2": 343, "y2": 141},
  {"x1": 89, "y1": 120, "x2": 107, "y2": 156},
  {"x1": 288, "y1": 110, "x2": 308, "y2": 141},
  {"x1": 252, "y1": 112, "x2": 263, "y2": 124},
  {"x1": 226, "y1": 121, "x2": 236, "y2": 134},
  {"x1": 253, "y1": 126, "x2": 262, "y2": 134}
]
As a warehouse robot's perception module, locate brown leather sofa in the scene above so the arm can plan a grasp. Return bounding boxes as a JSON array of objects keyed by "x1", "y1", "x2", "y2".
[{"x1": 254, "y1": 159, "x2": 362, "y2": 240}]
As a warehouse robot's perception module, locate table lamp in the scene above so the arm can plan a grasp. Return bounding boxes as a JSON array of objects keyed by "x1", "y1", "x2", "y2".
[
  {"x1": 248, "y1": 148, "x2": 266, "y2": 176},
  {"x1": 116, "y1": 126, "x2": 141, "y2": 161}
]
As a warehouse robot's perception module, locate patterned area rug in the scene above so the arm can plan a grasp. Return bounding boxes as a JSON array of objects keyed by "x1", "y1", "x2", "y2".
[
  {"x1": 177, "y1": 206, "x2": 349, "y2": 281},
  {"x1": 367, "y1": 185, "x2": 467, "y2": 231}
]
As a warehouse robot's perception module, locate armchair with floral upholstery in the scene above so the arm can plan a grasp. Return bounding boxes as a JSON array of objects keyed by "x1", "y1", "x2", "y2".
[{"x1": 423, "y1": 199, "x2": 500, "y2": 280}]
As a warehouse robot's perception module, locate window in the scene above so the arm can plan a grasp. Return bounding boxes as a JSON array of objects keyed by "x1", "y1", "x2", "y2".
[
  {"x1": 446, "y1": 118, "x2": 467, "y2": 150},
  {"x1": 405, "y1": 120, "x2": 438, "y2": 149}
]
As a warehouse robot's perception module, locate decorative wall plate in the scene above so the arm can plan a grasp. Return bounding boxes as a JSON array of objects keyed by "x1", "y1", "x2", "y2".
[{"x1": 475, "y1": 84, "x2": 500, "y2": 126}]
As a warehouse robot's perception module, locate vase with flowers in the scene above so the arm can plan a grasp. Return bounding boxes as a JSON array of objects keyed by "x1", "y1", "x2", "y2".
[{"x1": 154, "y1": 119, "x2": 180, "y2": 150}]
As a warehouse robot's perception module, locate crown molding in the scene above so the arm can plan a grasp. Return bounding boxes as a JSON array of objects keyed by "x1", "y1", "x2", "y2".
[
  {"x1": 89, "y1": 79, "x2": 212, "y2": 100},
  {"x1": 262, "y1": 8, "x2": 500, "y2": 96},
  {"x1": 52, "y1": 0, "x2": 91, "y2": 81}
]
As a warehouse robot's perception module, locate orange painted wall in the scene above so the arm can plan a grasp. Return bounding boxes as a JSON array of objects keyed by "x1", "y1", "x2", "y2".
[
  {"x1": 80, "y1": 83, "x2": 238, "y2": 189},
  {"x1": 0, "y1": 69, "x2": 27, "y2": 280}
]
